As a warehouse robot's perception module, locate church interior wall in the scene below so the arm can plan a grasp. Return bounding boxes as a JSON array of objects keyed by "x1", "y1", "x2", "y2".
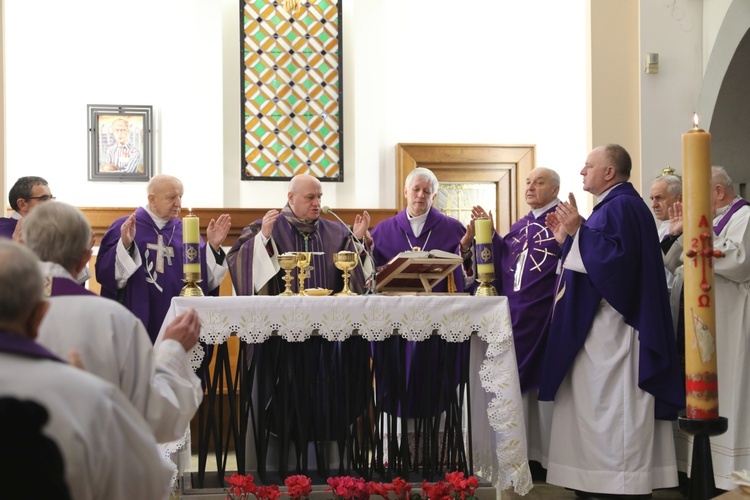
[{"x1": 1, "y1": 0, "x2": 741, "y2": 218}]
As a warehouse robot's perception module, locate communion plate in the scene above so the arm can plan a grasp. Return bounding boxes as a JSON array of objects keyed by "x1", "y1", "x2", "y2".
[{"x1": 305, "y1": 288, "x2": 333, "y2": 296}]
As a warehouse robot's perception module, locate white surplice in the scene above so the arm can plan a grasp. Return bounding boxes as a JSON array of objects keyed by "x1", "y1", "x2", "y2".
[
  {"x1": 0, "y1": 352, "x2": 173, "y2": 500},
  {"x1": 37, "y1": 262, "x2": 202, "y2": 443},
  {"x1": 667, "y1": 203, "x2": 750, "y2": 490},
  {"x1": 545, "y1": 231, "x2": 678, "y2": 495}
]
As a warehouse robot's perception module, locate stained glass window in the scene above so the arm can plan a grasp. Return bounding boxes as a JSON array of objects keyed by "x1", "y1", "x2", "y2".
[{"x1": 241, "y1": 0, "x2": 342, "y2": 181}]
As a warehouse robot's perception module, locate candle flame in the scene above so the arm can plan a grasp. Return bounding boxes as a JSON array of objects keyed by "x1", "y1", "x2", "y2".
[{"x1": 693, "y1": 113, "x2": 700, "y2": 128}]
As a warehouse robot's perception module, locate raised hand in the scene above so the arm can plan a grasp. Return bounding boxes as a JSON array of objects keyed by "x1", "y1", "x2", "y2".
[
  {"x1": 545, "y1": 212, "x2": 567, "y2": 244},
  {"x1": 668, "y1": 201, "x2": 683, "y2": 237},
  {"x1": 260, "y1": 209, "x2": 280, "y2": 239},
  {"x1": 352, "y1": 211, "x2": 371, "y2": 240},
  {"x1": 207, "y1": 213, "x2": 232, "y2": 251},
  {"x1": 120, "y1": 213, "x2": 137, "y2": 249}
]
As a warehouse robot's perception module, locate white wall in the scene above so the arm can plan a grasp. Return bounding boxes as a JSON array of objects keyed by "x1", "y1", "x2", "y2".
[
  {"x1": 4, "y1": 0, "x2": 224, "y2": 208},
  {"x1": 6, "y1": 0, "x2": 735, "y2": 215}
]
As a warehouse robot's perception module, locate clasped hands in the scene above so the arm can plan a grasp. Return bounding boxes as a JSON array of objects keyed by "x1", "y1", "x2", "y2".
[{"x1": 545, "y1": 193, "x2": 582, "y2": 244}]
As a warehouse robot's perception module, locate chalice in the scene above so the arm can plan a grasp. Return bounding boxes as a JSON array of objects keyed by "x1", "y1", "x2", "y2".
[
  {"x1": 334, "y1": 251, "x2": 359, "y2": 296},
  {"x1": 296, "y1": 251, "x2": 312, "y2": 296},
  {"x1": 278, "y1": 253, "x2": 298, "y2": 296}
]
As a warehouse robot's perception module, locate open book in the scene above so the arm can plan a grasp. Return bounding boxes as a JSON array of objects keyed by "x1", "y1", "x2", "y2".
[{"x1": 376, "y1": 249, "x2": 463, "y2": 293}]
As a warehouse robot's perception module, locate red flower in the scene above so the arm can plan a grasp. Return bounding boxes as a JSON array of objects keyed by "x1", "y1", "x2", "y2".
[
  {"x1": 421, "y1": 480, "x2": 451, "y2": 500},
  {"x1": 256, "y1": 484, "x2": 282, "y2": 500},
  {"x1": 225, "y1": 473, "x2": 257, "y2": 499},
  {"x1": 391, "y1": 477, "x2": 412, "y2": 500},
  {"x1": 367, "y1": 480, "x2": 393, "y2": 499},
  {"x1": 444, "y1": 472, "x2": 478, "y2": 499},
  {"x1": 326, "y1": 476, "x2": 371, "y2": 500},
  {"x1": 285, "y1": 475, "x2": 313, "y2": 499}
]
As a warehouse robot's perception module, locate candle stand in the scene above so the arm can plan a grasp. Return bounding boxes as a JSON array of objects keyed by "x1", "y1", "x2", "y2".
[
  {"x1": 475, "y1": 273, "x2": 498, "y2": 296},
  {"x1": 678, "y1": 416, "x2": 727, "y2": 500},
  {"x1": 180, "y1": 272, "x2": 204, "y2": 297}
]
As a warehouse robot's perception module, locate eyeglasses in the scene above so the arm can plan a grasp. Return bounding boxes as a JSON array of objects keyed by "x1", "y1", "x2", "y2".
[{"x1": 26, "y1": 195, "x2": 56, "y2": 202}]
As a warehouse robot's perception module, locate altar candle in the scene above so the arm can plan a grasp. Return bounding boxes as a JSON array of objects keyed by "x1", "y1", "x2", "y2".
[
  {"x1": 682, "y1": 114, "x2": 719, "y2": 419},
  {"x1": 474, "y1": 218, "x2": 495, "y2": 277},
  {"x1": 183, "y1": 210, "x2": 201, "y2": 276}
]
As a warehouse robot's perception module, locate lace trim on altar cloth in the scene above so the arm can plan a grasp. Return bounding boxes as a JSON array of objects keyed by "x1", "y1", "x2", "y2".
[
  {"x1": 160, "y1": 427, "x2": 190, "y2": 492},
  {"x1": 170, "y1": 296, "x2": 531, "y2": 495}
]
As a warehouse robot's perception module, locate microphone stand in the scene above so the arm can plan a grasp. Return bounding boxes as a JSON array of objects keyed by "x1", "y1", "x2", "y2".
[{"x1": 322, "y1": 207, "x2": 378, "y2": 294}]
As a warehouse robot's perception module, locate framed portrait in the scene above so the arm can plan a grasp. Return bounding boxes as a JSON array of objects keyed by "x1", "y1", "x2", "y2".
[{"x1": 88, "y1": 104, "x2": 153, "y2": 182}]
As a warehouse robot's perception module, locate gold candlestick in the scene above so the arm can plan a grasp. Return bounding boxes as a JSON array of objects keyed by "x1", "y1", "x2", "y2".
[{"x1": 180, "y1": 209, "x2": 204, "y2": 297}]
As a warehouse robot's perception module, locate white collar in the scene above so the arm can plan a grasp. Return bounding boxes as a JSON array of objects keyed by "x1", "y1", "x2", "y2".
[
  {"x1": 531, "y1": 199, "x2": 560, "y2": 218},
  {"x1": 143, "y1": 205, "x2": 170, "y2": 230},
  {"x1": 596, "y1": 183, "x2": 623, "y2": 204},
  {"x1": 714, "y1": 196, "x2": 742, "y2": 221}
]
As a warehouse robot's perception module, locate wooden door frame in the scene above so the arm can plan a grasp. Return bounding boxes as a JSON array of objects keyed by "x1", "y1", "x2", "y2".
[{"x1": 396, "y1": 143, "x2": 535, "y2": 235}]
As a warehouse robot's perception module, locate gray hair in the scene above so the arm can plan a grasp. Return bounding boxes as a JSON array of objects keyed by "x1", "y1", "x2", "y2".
[
  {"x1": 0, "y1": 240, "x2": 44, "y2": 324},
  {"x1": 405, "y1": 167, "x2": 439, "y2": 194},
  {"x1": 656, "y1": 174, "x2": 682, "y2": 198},
  {"x1": 711, "y1": 166, "x2": 734, "y2": 189},
  {"x1": 8, "y1": 176, "x2": 48, "y2": 212},
  {"x1": 23, "y1": 202, "x2": 91, "y2": 273}
]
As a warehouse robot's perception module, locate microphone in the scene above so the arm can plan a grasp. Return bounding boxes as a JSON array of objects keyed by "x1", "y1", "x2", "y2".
[{"x1": 321, "y1": 206, "x2": 378, "y2": 294}]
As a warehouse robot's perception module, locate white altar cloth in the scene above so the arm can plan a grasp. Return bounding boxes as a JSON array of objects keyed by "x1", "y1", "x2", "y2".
[{"x1": 158, "y1": 295, "x2": 532, "y2": 495}]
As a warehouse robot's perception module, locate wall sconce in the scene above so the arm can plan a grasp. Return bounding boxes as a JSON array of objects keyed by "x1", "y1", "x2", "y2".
[{"x1": 645, "y1": 53, "x2": 659, "y2": 74}]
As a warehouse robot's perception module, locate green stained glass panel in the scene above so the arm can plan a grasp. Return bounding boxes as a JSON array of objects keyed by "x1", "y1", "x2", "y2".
[{"x1": 242, "y1": 0, "x2": 341, "y2": 181}]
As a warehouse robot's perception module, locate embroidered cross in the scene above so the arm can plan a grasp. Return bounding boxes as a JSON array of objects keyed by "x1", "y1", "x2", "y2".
[{"x1": 146, "y1": 235, "x2": 174, "y2": 273}]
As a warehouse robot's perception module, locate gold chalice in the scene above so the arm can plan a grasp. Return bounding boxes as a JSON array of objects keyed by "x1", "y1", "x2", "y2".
[
  {"x1": 333, "y1": 251, "x2": 359, "y2": 296},
  {"x1": 278, "y1": 253, "x2": 298, "y2": 296},
  {"x1": 296, "y1": 251, "x2": 312, "y2": 296}
]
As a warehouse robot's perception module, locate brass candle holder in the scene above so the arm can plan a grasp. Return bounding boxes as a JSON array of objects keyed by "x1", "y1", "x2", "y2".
[
  {"x1": 474, "y1": 272, "x2": 498, "y2": 296},
  {"x1": 334, "y1": 250, "x2": 358, "y2": 296},
  {"x1": 278, "y1": 253, "x2": 298, "y2": 296},
  {"x1": 180, "y1": 273, "x2": 204, "y2": 297}
]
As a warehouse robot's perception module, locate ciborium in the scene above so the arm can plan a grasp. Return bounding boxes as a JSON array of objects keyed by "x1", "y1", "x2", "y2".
[
  {"x1": 296, "y1": 251, "x2": 312, "y2": 296},
  {"x1": 334, "y1": 250, "x2": 359, "y2": 296},
  {"x1": 278, "y1": 253, "x2": 298, "y2": 296}
]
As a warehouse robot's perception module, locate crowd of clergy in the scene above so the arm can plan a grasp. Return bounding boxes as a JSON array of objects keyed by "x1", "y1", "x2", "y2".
[{"x1": 0, "y1": 142, "x2": 748, "y2": 499}]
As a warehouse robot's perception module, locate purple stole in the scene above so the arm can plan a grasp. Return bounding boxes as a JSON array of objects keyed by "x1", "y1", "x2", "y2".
[
  {"x1": 0, "y1": 217, "x2": 18, "y2": 239},
  {"x1": 0, "y1": 330, "x2": 63, "y2": 362},
  {"x1": 714, "y1": 199, "x2": 750, "y2": 235},
  {"x1": 46, "y1": 276, "x2": 96, "y2": 297}
]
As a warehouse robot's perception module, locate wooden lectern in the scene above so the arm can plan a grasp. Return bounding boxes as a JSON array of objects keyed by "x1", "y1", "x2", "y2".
[{"x1": 375, "y1": 250, "x2": 465, "y2": 294}]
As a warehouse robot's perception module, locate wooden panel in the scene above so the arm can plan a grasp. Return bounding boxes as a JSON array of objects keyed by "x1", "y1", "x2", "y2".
[{"x1": 396, "y1": 144, "x2": 535, "y2": 236}]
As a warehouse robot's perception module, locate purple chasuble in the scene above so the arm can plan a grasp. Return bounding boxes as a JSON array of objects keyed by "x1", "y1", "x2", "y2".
[
  {"x1": 715, "y1": 199, "x2": 750, "y2": 235},
  {"x1": 46, "y1": 276, "x2": 96, "y2": 297},
  {"x1": 228, "y1": 204, "x2": 365, "y2": 295},
  {"x1": 538, "y1": 183, "x2": 684, "y2": 420},
  {"x1": 494, "y1": 206, "x2": 560, "y2": 393},
  {"x1": 0, "y1": 330, "x2": 63, "y2": 363},
  {"x1": 370, "y1": 207, "x2": 469, "y2": 418},
  {"x1": 96, "y1": 207, "x2": 217, "y2": 342},
  {"x1": 0, "y1": 217, "x2": 18, "y2": 239}
]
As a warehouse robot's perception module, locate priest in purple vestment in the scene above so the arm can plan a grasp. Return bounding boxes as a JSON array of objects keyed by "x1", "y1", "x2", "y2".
[
  {"x1": 96, "y1": 174, "x2": 231, "y2": 342},
  {"x1": 470, "y1": 167, "x2": 562, "y2": 470},
  {"x1": 538, "y1": 144, "x2": 684, "y2": 498},
  {"x1": 227, "y1": 174, "x2": 372, "y2": 477},
  {"x1": 363, "y1": 167, "x2": 474, "y2": 457},
  {"x1": 0, "y1": 176, "x2": 54, "y2": 241}
]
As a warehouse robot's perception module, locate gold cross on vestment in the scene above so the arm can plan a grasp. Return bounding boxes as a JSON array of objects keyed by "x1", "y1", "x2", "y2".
[{"x1": 146, "y1": 235, "x2": 175, "y2": 273}]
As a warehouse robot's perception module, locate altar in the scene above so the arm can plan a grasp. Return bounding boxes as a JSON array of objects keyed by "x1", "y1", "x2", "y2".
[{"x1": 157, "y1": 295, "x2": 532, "y2": 496}]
